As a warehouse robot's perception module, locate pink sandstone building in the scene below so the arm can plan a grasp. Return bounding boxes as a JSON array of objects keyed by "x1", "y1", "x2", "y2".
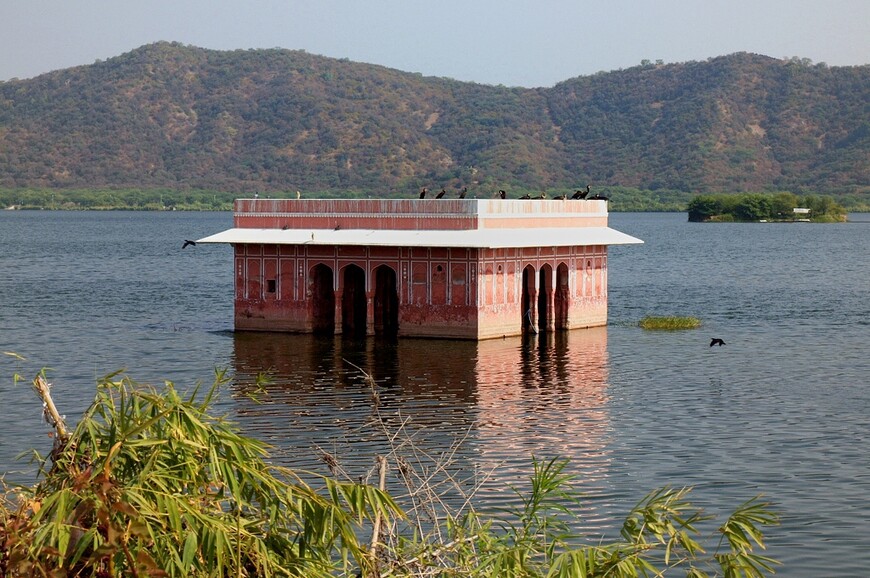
[{"x1": 199, "y1": 198, "x2": 641, "y2": 340}]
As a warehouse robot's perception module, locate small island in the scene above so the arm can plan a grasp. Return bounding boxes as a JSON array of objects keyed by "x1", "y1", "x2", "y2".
[{"x1": 687, "y1": 192, "x2": 847, "y2": 223}]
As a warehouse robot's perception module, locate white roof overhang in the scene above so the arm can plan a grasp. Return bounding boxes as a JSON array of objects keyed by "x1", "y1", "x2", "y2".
[{"x1": 197, "y1": 227, "x2": 643, "y2": 248}]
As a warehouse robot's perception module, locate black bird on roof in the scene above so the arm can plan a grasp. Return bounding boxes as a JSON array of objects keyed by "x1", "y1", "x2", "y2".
[
  {"x1": 499, "y1": 189, "x2": 506, "y2": 199},
  {"x1": 572, "y1": 185, "x2": 591, "y2": 199},
  {"x1": 459, "y1": 187, "x2": 467, "y2": 199},
  {"x1": 710, "y1": 338, "x2": 726, "y2": 347},
  {"x1": 519, "y1": 193, "x2": 531, "y2": 199},
  {"x1": 436, "y1": 188, "x2": 447, "y2": 199},
  {"x1": 182, "y1": 239, "x2": 196, "y2": 249},
  {"x1": 419, "y1": 187, "x2": 427, "y2": 199}
]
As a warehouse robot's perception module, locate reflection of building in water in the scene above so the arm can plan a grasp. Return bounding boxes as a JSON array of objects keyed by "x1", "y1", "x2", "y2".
[
  {"x1": 472, "y1": 328, "x2": 611, "y2": 483},
  {"x1": 230, "y1": 328, "x2": 611, "y2": 510},
  {"x1": 199, "y1": 199, "x2": 641, "y2": 339}
]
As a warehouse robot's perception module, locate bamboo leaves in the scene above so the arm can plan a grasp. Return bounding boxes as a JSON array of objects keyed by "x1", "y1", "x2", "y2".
[
  {"x1": 2, "y1": 369, "x2": 781, "y2": 577},
  {"x1": 2, "y1": 372, "x2": 394, "y2": 577}
]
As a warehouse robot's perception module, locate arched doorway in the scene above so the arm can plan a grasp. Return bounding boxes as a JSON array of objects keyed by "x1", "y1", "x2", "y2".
[
  {"x1": 310, "y1": 264, "x2": 335, "y2": 335},
  {"x1": 341, "y1": 264, "x2": 367, "y2": 337},
  {"x1": 555, "y1": 263, "x2": 569, "y2": 330},
  {"x1": 521, "y1": 264, "x2": 536, "y2": 333},
  {"x1": 374, "y1": 265, "x2": 399, "y2": 337},
  {"x1": 538, "y1": 265, "x2": 552, "y2": 333}
]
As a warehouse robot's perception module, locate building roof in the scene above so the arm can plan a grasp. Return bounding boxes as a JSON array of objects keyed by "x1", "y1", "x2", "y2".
[{"x1": 197, "y1": 226, "x2": 642, "y2": 248}]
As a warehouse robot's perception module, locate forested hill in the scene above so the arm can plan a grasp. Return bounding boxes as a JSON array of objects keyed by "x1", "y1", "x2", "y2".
[{"x1": 0, "y1": 42, "x2": 867, "y2": 203}]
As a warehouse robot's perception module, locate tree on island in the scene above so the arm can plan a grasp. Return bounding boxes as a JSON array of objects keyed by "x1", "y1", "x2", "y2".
[{"x1": 688, "y1": 192, "x2": 846, "y2": 222}]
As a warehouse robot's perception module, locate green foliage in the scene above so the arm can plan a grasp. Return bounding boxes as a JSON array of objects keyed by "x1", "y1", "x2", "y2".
[
  {"x1": 0, "y1": 43, "x2": 867, "y2": 207},
  {"x1": 2, "y1": 370, "x2": 781, "y2": 577},
  {"x1": 687, "y1": 192, "x2": 847, "y2": 222},
  {"x1": 0, "y1": 187, "x2": 249, "y2": 210},
  {"x1": 638, "y1": 316, "x2": 702, "y2": 330},
  {"x1": 1, "y1": 371, "x2": 400, "y2": 577},
  {"x1": 383, "y1": 458, "x2": 779, "y2": 577}
]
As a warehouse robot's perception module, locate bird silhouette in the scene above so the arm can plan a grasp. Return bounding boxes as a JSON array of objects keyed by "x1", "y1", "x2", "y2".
[
  {"x1": 710, "y1": 338, "x2": 726, "y2": 347},
  {"x1": 519, "y1": 193, "x2": 531, "y2": 199},
  {"x1": 572, "y1": 185, "x2": 590, "y2": 200},
  {"x1": 419, "y1": 187, "x2": 427, "y2": 199},
  {"x1": 499, "y1": 189, "x2": 506, "y2": 199},
  {"x1": 459, "y1": 187, "x2": 467, "y2": 199},
  {"x1": 436, "y1": 188, "x2": 447, "y2": 199},
  {"x1": 554, "y1": 193, "x2": 567, "y2": 200},
  {"x1": 182, "y1": 239, "x2": 196, "y2": 249}
]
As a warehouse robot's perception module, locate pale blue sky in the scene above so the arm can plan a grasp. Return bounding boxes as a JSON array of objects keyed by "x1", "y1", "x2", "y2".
[{"x1": 2, "y1": 0, "x2": 868, "y2": 87}]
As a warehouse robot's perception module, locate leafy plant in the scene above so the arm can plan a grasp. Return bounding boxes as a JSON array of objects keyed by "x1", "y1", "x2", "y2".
[
  {"x1": 2, "y1": 368, "x2": 780, "y2": 577},
  {"x1": 1, "y1": 371, "x2": 400, "y2": 577}
]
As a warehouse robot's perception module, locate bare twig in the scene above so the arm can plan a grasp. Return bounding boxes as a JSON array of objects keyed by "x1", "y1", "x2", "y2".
[
  {"x1": 32, "y1": 374, "x2": 69, "y2": 443},
  {"x1": 368, "y1": 455, "x2": 388, "y2": 576}
]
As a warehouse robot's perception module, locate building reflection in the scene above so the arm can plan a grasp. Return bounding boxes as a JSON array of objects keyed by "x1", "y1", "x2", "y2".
[{"x1": 230, "y1": 328, "x2": 611, "y2": 504}]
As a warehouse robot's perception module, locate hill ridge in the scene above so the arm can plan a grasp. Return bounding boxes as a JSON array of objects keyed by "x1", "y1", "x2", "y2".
[{"x1": 0, "y1": 42, "x2": 867, "y2": 201}]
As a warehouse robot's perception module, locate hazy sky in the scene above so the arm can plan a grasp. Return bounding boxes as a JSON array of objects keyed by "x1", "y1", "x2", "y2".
[{"x1": 3, "y1": 0, "x2": 868, "y2": 87}]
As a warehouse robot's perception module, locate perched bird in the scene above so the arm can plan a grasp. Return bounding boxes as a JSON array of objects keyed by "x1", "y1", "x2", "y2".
[
  {"x1": 419, "y1": 187, "x2": 427, "y2": 199},
  {"x1": 499, "y1": 189, "x2": 506, "y2": 199},
  {"x1": 572, "y1": 185, "x2": 590, "y2": 200},
  {"x1": 459, "y1": 187, "x2": 467, "y2": 199},
  {"x1": 554, "y1": 193, "x2": 567, "y2": 200},
  {"x1": 182, "y1": 239, "x2": 196, "y2": 249},
  {"x1": 519, "y1": 193, "x2": 531, "y2": 199},
  {"x1": 710, "y1": 338, "x2": 726, "y2": 347},
  {"x1": 436, "y1": 188, "x2": 447, "y2": 199},
  {"x1": 296, "y1": 190, "x2": 302, "y2": 199}
]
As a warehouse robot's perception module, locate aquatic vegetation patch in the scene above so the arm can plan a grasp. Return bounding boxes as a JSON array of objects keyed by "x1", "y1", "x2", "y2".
[{"x1": 639, "y1": 315, "x2": 702, "y2": 330}]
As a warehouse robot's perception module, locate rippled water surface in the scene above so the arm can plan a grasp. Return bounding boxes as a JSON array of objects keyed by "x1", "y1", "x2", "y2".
[{"x1": 1, "y1": 211, "x2": 868, "y2": 576}]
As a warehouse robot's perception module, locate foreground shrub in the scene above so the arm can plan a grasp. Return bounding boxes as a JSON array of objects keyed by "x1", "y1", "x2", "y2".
[
  {"x1": 1, "y1": 371, "x2": 399, "y2": 577},
  {"x1": 1, "y1": 368, "x2": 779, "y2": 577}
]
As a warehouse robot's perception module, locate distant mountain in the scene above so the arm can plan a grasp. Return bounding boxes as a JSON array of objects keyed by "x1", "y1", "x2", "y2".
[{"x1": 0, "y1": 42, "x2": 867, "y2": 201}]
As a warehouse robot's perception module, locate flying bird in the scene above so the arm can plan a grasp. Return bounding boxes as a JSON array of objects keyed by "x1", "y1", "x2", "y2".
[
  {"x1": 710, "y1": 338, "x2": 726, "y2": 347},
  {"x1": 182, "y1": 239, "x2": 196, "y2": 249}
]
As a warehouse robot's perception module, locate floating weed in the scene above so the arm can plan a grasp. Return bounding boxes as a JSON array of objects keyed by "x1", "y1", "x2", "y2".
[{"x1": 639, "y1": 316, "x2": 702, "y2": 330}]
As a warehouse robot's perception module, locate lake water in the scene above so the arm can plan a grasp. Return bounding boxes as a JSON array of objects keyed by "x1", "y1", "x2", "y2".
[{"x1": 1, "y1": 210, "x2": 868, "y2": 576}]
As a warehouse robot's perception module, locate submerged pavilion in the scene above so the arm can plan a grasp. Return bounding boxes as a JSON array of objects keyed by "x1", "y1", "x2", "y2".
[{"x1": 198, "y1": 198, "x2": 642, "y2": 340}]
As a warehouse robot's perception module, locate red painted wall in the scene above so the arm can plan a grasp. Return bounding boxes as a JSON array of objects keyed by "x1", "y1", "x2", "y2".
[{"x1": 233, "y1": 243, "x2": 608, "y2": 339}]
